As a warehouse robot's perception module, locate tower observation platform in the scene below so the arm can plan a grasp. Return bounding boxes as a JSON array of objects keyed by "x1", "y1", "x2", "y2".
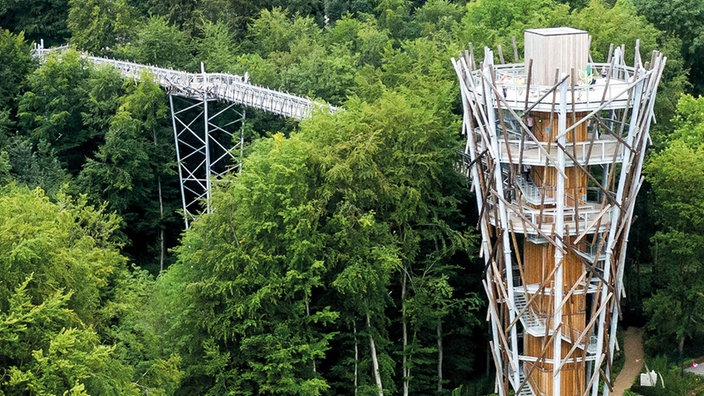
[
  {"x1": 33, "y1": 43, "x2": 336, "y2": 227},
  {"x1": 452, "y1": 27, "x2": 665, "y2": 396}
]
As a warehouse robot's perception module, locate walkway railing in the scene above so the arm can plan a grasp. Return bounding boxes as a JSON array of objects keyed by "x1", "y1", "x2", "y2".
[{"x1": 33, "y1": 44, "x2": 336, "y2": 120}]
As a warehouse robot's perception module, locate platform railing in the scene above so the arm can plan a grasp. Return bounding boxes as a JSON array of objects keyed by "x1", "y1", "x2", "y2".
[{"x1": 469, "y1": 62, "x2": 640, "y2": 111}]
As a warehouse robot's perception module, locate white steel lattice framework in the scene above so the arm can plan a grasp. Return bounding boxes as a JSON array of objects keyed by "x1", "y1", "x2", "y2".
[
  {"x1": 452, "y1": 28, "x2": 665, "y2": 396},
  {"x1": 33, "y1": 43, "x2": 336, "y2": 226},
  {"x1": 169, "y1": 90, "x2": 245, "y2": 227}
]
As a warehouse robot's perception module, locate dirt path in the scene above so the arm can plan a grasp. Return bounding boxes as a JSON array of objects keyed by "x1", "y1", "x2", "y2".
[{"x1": 612, "y1": 327, "x2": 644, "y2": 396}]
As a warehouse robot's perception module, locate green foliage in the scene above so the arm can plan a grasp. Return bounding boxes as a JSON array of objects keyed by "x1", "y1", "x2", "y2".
[
  {"x1": 0, "y1": 0, "x2": 69, "y2": 44},
  {"x1": 165, "y1": 132, "x2": 338, "y2": 395},
  {"x1": 77, "y1": 75, "x2": 179, "y2": 271},
  {"x1": 414, "y1": 0, "x2": 464, "y2": 41},
  {"x1": 324, "y1": 14, "x2": 391, "y2": 68},
  {"x1": 247, "y1": 8, "x2": 321, "y2": 56},
  {"x1": 375, "y1": 0, "x2": 416, "y2": 40},
  {"x1": 0, "y1": 29, "x2": 34, "y2": 117},
  {"x1": 17, "y1": 50, "x2": 100, "y2": 172},
  {"x1": 0, "y1": 186, "x2": 125, "y2": 327},
  {"x1": 155, "y1": 85, "x2": 477, "y2": 393},
  {"x1": 195, "y1": 21, "x2": 239, "y2": 73},
  {"x1": 324, "y1": 0, "x2": 376, "y2": 22},
  {"x1": 102, "y1": 267, "x2": 184, "y2": 395},
  {"x1": 630, "y1": 356, "x2": 704, "y2": 396},
  {"x1": 571, "y1": 0, "x2": 660, "y2": 63},
  {"x1": 5, "y1": 137, "x2": 70, "y2": 196},
  {"x1": 0, "y1": 277, "x2": 138, "y2": 396},
  {"x1": 663, "y1": 94, "x2": 704, "y2": 147},
  {"x1": 646, "y1": 141, "x2": 704, "y2": 231},
  {"x1": 67, "y1": 0, "x2": 135, "y2": 54},
  {"x1": 115, "y1": 16, "x2": 192, "y2": 69},
  {"x1": 458, "y1": 0, "x2": 570, "y2": 60},
  {"x1": 632, "y1": 0, "x2": 704, "y2": 94},
  {"x1": 0, "y1": 184, "x2": 156, "y2": 395},
  {"x1": 644, "y1": 96, "x2": 704, "y2": 355}
]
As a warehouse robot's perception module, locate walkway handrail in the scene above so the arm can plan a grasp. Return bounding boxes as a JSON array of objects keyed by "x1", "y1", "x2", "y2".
[{"x1": 32, "y1": 44, "x2": 337, "y2": 120}]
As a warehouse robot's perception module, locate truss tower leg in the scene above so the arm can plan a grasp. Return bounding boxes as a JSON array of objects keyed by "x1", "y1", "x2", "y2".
[{"x1": 169, "y1": 94, "x2": 245, "y2": 227}]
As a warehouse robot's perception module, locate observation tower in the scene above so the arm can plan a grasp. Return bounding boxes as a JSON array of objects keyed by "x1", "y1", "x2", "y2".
[{"x1": 452, "y1": 28, "x2": 665, "y2": 396}]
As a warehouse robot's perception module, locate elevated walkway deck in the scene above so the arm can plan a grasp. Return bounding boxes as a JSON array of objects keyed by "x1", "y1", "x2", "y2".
[{"x1": 33, "y1": 45, "x2": 336, "y2": 120}]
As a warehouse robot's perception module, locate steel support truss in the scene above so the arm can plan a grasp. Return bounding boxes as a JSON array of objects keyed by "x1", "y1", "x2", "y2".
[
  {"x1": 169, "y1": 94, "x2": 245, "y2": 228},
  {"x1": 452, "y1": 39, "x2": 666, "y2": 396}
]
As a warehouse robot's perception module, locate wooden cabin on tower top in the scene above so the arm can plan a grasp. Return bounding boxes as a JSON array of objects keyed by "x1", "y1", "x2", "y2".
[{"x1": 524, "y1": 27, "x2": 590, "y2": 85}]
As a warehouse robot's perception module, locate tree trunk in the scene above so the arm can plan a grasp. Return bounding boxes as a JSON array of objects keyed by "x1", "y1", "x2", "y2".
[
  {"x1": 402, "y1": 270, "x2": 409, "y2": 396},
  {"x1": 354, "y1": 322, "x2": 359, "y2": 396},
  {"x1": 306, "y1": 299, "x2": 317, "y2": 373},
  {"x1": 367, "y1": 312, "x2": 384, "y2": 396},
  {"x1": 154, "y1": 128, "x2": 165, "y2": 272},
  {"x1": 679, "y1": 335, "x2": 685, "y2": 375},
  {"x1": 437, "y1": 321, "x2": 443, "y2": 394},
  {"x1": 157, "y1": 175, "x2": 164, "y2": 272}
]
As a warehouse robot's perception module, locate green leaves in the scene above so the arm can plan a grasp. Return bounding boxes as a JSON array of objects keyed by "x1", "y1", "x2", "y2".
[
  {"x1": 114, "y1": 16, "x2": 192, "y2": 69},
  {"x1": 0, "y1": 276, "x2": 138, "y2": 396},
  {"x1": 0, "y1": 186, "x2": 124, "y2": 324},
  {"x1": 67, "y1": 0, "x2": 135, "y2": 55},
  {"x1": 644, "y1": 96, "x2": 704, "y2": 354}
]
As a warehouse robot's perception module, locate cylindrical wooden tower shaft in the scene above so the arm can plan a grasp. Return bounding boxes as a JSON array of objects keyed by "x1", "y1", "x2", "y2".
[{"x1": 452, "y1": 27, "x2": 666, "y2": 396}]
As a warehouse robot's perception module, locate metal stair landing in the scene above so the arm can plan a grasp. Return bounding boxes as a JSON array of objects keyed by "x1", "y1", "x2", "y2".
[
  {"x1": 513, "y1": 291, "x2": 546, "y2": 336},
  {"x1": 513, "y1": 289, "x2": 598, "y2": 355},
  {"x1": 512, "y1": 362, "x2": 536, "y2": 396},
  {"x1": 515, "y1": 171, "x2": 555, "y2": 206}
]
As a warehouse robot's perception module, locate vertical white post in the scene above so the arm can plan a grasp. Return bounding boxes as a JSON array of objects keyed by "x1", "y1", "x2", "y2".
[
  {"x1": 201, "y1": 62, "x2": 213, "y2": 214},
  {"x1": 601, "y1": 67, "x2": 646, "y2": 396},
  {"x1": 454, "y1": 60, "x2": 506, "y2": 395},
  {"x1": 169, "y1": 94, "x2": 189, "y2": 229},
  {"x1": 482, "y1": 52, "x2": 520, "y2": 387},
  {"x1": 553, "y1": 75, "x2": 568, "y2": 396}
]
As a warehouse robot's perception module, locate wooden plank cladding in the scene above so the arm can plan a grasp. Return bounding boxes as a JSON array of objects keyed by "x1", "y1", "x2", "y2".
[
  {"x1": 532, "y1": 112, "x2": 588, "y2": 143},
  {"x1": 524, "y1": 27, "x2": 590, "y2": 86},
  {"x1": 525, "y1": 358, "x2": 585, "y2": 396},
  {"x1": 528, "y1": 165, "x2": 588, "y2": 207},
  {"x1": 524, "y1": 240, "x2": 589, "y2": 289}
]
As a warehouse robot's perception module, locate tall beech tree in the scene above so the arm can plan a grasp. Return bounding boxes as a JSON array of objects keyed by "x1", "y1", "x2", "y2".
[
  {"x1": 164, "y1": 133, "x2": 338, "y2": 395},
  {"x1": 0, "y1": 185, "x2": 181, "y2": 395},
  {"x1": 0, "y1": 29, "x2": 35, "y2": 143},
  {"x1": 643, "y1": 95, "x2": 704, "y2": 356},
  {"x1": 158, "y1": 85, "x2": 478, "y2": 394},
  {"x1": 77, "y1": 76, "x2": 179, "y2": 273}
]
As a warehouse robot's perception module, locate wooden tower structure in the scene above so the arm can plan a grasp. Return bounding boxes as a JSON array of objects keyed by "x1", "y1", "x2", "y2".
[{"x1": 452, "y1": 28, "x2": 666, "y2": 396}]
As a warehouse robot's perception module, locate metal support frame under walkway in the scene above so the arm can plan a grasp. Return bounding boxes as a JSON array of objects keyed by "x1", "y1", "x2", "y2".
[{"x1": 169, "y1": 93, "x2": 244, "y2": 228}]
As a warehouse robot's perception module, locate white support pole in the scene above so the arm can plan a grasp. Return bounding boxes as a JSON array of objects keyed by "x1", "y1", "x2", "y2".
[
  {"x1": 482, "y1": 52, "x2": 521, "y2": 387},
  {"x1": 602, "y1": 66, "x2": 646, "y2": 396},
  {"x1": 455, "y1": 56, "x2": 506, "y2": 395},
  {"x1": 201, "y1": 62, "x2": 213, "y2": 215},
  {"x1": 553, "y1": 74, "x2": 568, "y2": 396},
  {"x1": 170, "y1": 94, "x2": 190, "y2": 229}
]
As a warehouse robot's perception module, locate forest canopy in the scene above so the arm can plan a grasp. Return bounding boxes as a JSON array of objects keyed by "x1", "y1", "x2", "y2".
[{"x1": 0, "y1": 0, "x2": 702, "y2": 394}]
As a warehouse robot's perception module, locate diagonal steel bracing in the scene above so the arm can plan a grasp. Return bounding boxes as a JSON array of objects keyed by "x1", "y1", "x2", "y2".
[{"x1": 169, "y1": 94, "x2": 244, "y2": 228}]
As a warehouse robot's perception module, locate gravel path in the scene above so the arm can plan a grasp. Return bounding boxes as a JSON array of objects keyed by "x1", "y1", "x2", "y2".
[{"x1": 612, "y1": 327, "x2": 644, "y2": 396}]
